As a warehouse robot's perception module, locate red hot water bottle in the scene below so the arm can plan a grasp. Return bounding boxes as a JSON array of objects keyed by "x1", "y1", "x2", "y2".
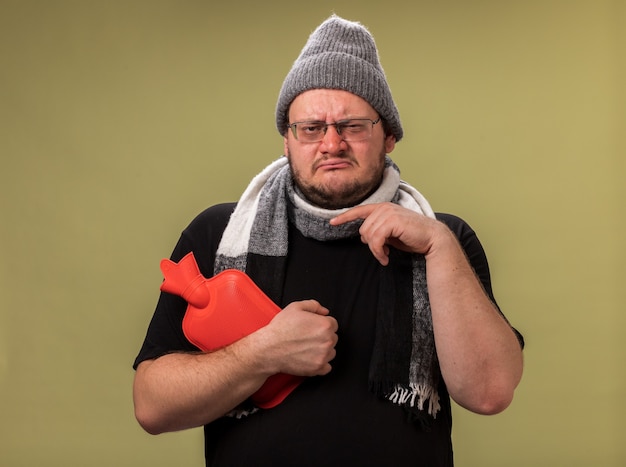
[{"x1": 159, "y1": 252, "x2": 303, "y2": 408}]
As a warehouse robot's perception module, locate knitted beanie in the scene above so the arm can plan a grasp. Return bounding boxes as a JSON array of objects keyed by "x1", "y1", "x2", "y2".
[{"x1": 275, "y1": 15, "x2": 403, "y2": 142}]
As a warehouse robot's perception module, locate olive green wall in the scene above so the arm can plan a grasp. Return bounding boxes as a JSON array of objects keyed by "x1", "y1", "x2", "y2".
[{"x1": 1, "y1": 1, "x2": 624, "y2": 466}]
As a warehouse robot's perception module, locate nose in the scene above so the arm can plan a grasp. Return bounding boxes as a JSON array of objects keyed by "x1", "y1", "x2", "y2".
[{"x1": 319, "y1": 124, "x2": 346, "y2": 153}]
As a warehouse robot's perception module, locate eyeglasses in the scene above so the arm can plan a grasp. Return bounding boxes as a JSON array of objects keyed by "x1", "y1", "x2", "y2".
[{"x1": 287, "y1": 117, "x2": 381, "y2": 143}]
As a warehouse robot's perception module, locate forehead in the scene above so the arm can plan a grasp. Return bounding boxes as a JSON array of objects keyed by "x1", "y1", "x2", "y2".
[{"x1": 289, "y1": 89, "x2": 376, "y2": 120}]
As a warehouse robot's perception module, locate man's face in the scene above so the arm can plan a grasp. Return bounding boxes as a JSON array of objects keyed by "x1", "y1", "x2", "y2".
[{"x1": 284, "y1": 89, "x2": 396, "y2": 210}]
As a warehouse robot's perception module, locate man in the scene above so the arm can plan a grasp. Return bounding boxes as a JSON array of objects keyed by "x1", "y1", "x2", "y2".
[{"x1": 133, "y1": 15, "x2": 524, "y2": 466}]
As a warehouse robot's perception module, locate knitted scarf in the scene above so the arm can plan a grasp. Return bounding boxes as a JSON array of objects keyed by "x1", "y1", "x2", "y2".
[{"x1": 214, "y1": 156, "x2": 441, "y2": 422}]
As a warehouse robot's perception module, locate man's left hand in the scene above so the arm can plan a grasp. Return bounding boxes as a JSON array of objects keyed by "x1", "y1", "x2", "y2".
[{"x1": 330, "y1": 203, "x2": 442, "y2": 266}]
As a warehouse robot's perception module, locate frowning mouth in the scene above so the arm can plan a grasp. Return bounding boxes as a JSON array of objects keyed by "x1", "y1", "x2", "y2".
[{"x1": 315, "y1": 158, "x2": 355, "y2": 171}]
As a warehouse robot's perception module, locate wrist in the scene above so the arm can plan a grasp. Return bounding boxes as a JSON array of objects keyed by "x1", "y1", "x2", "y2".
[
  {"x1": 229, "y1": 326, "x2": 280, "y2": 378},
  {"x1": 424, "y1": 221, "x2": 460, "y2": 260}
]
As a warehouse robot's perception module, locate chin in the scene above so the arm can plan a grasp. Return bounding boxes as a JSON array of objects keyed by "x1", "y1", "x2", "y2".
[{"x1": 306, "y1": 186, "x2": 373, "y2": 210}]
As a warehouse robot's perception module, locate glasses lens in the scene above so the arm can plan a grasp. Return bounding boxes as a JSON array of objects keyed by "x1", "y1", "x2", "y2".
[
  {"x1": 338, "y1": 120, "x2": 371, "y2": 141},
  {"x1": 297, "y1": 122, "x2": 326, "y2": 142}
]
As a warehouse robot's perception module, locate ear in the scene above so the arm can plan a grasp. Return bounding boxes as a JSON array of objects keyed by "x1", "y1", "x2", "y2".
[
  {"x1": 283, "y1": 136, "x2": 290, "y2": 159},
  {"x1": 384, "y1": 134, "x2": 396, "y2": 154}
]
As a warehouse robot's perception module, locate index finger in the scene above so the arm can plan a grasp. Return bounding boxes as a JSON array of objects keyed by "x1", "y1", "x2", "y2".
[
  {"x1": 301, "y1": 299, "x2": 330, "y2": 316},
  {"x1": 329, "y1": 204, "x2": 378, "y2": 226}
]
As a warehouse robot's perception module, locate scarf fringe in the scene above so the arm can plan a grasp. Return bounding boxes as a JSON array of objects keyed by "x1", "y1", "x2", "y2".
[
  {"x1": 388, "y1": 383, "x2": 441, "y2": 417},
  {"x1": 226, "y1": 406, "x2": 259, "y2": 419}
]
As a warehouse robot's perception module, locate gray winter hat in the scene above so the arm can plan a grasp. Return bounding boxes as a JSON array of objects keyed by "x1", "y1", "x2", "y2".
[{"x1": 275, "y1": 15, "x2": 403, "y2": 142}]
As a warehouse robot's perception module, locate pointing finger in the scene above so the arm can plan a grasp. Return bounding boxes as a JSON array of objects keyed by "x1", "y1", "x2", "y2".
[{"x1": 329, "y1": 204, "x2": 378, "y2": 226}]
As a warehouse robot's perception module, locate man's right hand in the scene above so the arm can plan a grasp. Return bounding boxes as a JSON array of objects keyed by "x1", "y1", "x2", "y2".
[{"x1": 256, "y1": 299, "x2": 338, "y2": 377}]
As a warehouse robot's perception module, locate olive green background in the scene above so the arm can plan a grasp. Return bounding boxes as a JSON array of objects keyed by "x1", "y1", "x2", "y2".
[{"x1": 1, "y1": 1, "x2": 624, "y2": 466}]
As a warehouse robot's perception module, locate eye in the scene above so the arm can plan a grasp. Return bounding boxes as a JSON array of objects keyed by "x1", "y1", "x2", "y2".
[
  {"x1": 341, "y1": 121, "x2": 367, "y2": 134},
  {"x1": 300, "y1": 122, "x2": 325, "y2": 134}
]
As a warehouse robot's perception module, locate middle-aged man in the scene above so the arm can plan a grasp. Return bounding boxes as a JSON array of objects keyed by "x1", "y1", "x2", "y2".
[{"x1": 133, "y1": 14, "x2": 524, "y2": 466}]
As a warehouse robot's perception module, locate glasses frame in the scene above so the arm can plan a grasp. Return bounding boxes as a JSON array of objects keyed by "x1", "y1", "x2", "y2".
[{"x1": 287, "y1": 117, "x2": 381, "y2": 143}]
